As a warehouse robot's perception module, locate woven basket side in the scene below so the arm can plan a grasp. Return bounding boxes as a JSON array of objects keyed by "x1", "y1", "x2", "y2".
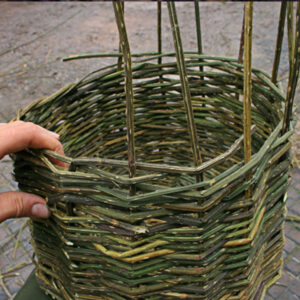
[
  {"x1": 16, "y1": 117, "x2": 290, "y2": 299},
  {"x1": 11, "y1": 2, "x2": 299, "y2": 299}
]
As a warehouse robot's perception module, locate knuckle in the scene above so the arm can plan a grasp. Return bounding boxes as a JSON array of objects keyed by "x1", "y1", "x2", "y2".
[
  {"x1": 13, "y1": 196, "x2": 25, "y2": 218},
  {"x1": 25, "y1": 122, "x2": 35, "y2": 130},
  {"x1": 14, "y1": 120, "x2": 24, "y2": 125},
  {"x1": 25, "y1": 122, "x2": 38, "y2": 135}
]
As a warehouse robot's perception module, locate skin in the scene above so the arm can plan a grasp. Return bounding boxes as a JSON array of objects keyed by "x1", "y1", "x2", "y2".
[{"x1": 0, "y1": 121, "x2": 65, "y2": 223}]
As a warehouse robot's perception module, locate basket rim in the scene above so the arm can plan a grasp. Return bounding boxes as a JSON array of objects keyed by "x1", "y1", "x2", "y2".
[
  {"x1": 24, "y1": 118, "x2": 292, "y2": 200},
  {"x1": 14, "y1": 53, "x2": 291, "y2": 187}
]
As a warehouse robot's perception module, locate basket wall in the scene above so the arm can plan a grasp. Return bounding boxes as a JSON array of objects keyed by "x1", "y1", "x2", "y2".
[{"x1": 13, "y1": 55, "x2": 292, "y2": 299}]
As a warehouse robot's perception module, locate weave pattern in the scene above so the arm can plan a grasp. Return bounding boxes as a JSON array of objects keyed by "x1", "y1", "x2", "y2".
[
  {"x1": 13, "y1": 54, "x2": 291, "y2": 299},
  {"x1": 12, "y1": 2, "x2": 299, "y2": 300}
]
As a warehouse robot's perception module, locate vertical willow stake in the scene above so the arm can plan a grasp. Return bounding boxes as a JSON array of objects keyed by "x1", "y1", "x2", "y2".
[
  {"x1": 243, "y1": 2, "x2": 253, "y2": 198},
  {"x1": 238, "y1": 6, "x2": 246, "y2": 65},
  {"x1": 236, "y1": 5, "x2": 245, "y2": 100},
  {"x1": 117, "y1": 2, "x2": 124, "y2": 72},
  {"x1": 157, "y1": 1, "x2": 163, "y2": 82},
  {"x1": 287, "y1": 2, "x2": 295, "y2": 70},
  {"x1": 113, "y1": 2, "x2": 136, "y2": 194},
  {"x1": 194, "y1": 1, "x2": 203, "y2": 75},
  {"x1": 272, "y1": 2, "x2": 287, "y2": 84},
  {"x1": 168, "y1": 2, "x2": 203, "y2": 182},
  {"x1": 194, "y1": 1, "x2": 206, "y2": 167},
  {"x1": 282, "y1": 2, "x2": 300, "y2": 134}
]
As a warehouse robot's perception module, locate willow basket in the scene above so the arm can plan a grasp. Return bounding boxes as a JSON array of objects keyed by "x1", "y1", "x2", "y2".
[{"x1": 12, "y1": 2, "x2": 298, "y2": 300}]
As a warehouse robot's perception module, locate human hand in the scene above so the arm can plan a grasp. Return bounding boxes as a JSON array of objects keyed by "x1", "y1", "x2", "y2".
[{"x1": 0, "y1": 121, "x2": 65, "y2": 223}]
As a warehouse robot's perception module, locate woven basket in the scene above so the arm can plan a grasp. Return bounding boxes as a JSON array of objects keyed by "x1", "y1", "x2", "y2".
[{"x1": 12, "y1": 3, "x2": 299, "y2": 300}]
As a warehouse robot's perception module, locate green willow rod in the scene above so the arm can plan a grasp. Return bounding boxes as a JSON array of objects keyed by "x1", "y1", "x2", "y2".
[
  {"x1": 282, "y1": 2, "x2": 300, "y2": 134},
  {"x1": 243, "y1": 2, "x2": 253, "y2": 198},
  {"x1": 287, "y1": 2, "x2": 295, "y2": 69},
  {"x1": 271, "y1": 2, "x2": 287, "y2": 84},
  {"x1": 62, "y1": 52, "x2": 240, "y2": 63},
  {"x1": 157, "y1": 1, "x2": 164, "y2": 93},
  {"x1": 194, "y1": 1, "x2": 203, "y2": 75},
  {"x1": 194, "y1": 1, "x2": 207, "y2": 136},
  {"x1": 113, "y1": 2, "x2": 136, "y2": 194},
  {"x1": 157, "y1": 1, "x2": 162, "y2": 67},
  {"x1": 235, "y1": 5, "x2": 245, "y2": 101},
  {"x1": 117, "y1": 2, "x2": 124, "y2": 72},
  {"x1": 238, "y1": 6, "x2": 245, "y2": 65},
  {"x1": 167, "y1": 2, "x2": 203, "y2": 183}
]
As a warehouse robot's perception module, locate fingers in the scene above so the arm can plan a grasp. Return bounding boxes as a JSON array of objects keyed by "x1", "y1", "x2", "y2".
[
  {"x1": 0, "y1": 191, "x2": 50, "y2": 223},
  {"x1": 0, "y1": 121, "x2": 65, "y2": 159}
]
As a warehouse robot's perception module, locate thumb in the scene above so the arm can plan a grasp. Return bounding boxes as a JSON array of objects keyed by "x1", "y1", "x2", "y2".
[{"x1": 0, "y1": 191, "x2": 50, "y2": 223}]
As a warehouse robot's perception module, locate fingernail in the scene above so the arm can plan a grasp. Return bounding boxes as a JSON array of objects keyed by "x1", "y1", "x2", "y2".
[
  {"x1": 31, "y1": 204, "x2": 50, "y2": 218},
  {"x1": 47, "y1": 130, "x2": 60, "y2": 139}
]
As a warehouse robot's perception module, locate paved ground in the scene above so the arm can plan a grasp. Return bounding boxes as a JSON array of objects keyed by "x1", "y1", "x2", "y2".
[{"x1": 0, "y1": 2, "x2": 299, "y2": 299}]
